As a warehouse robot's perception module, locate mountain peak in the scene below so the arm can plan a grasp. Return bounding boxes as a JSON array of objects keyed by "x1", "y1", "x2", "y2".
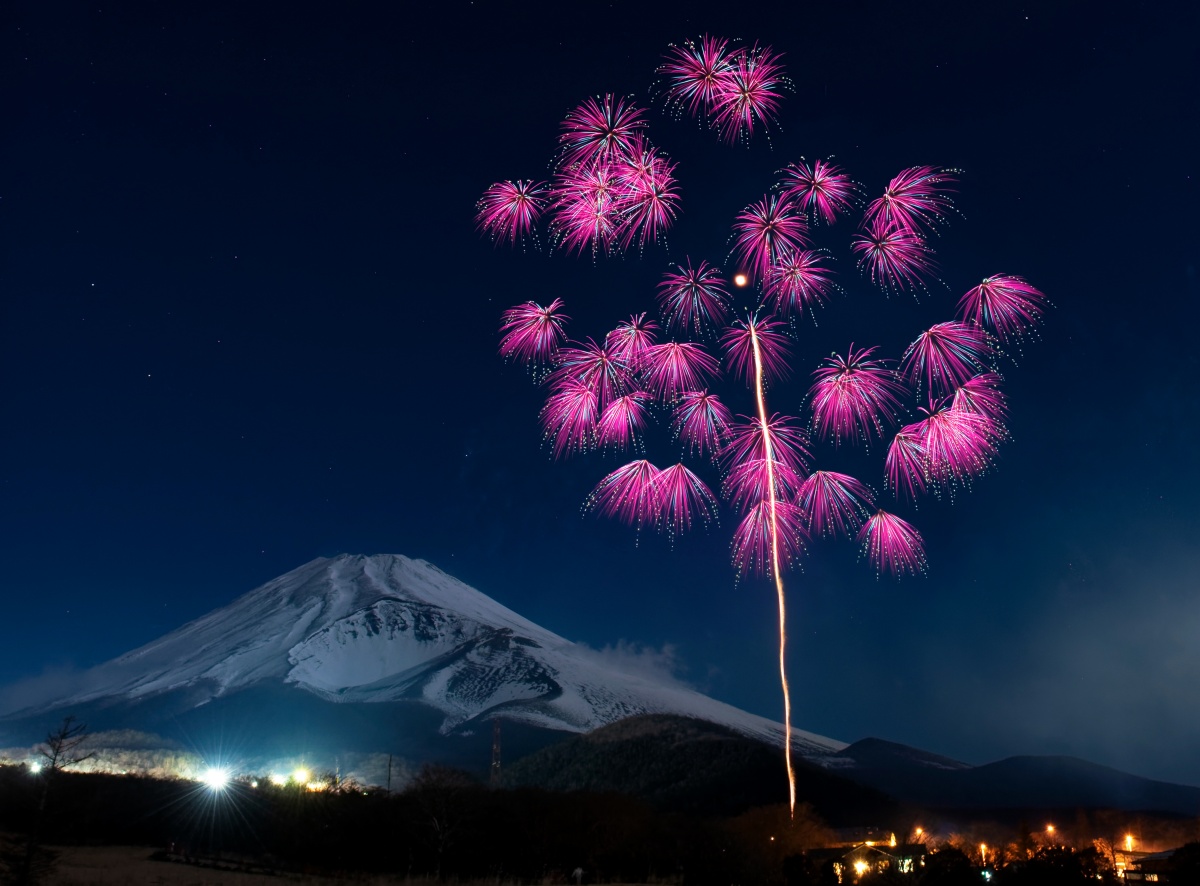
[{"x1": 4, "y1": 555, "x2": 845, "y2": 758}]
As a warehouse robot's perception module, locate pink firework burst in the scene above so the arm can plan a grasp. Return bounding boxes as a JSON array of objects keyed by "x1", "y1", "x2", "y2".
[
  {"x1": 858, "y1": 510, "x2": 926, "y2": 576},
  {"x1": 951, "y1": 373, "x2": 1008, "y2": 427},
  {"x1": 605, "y1": 313, "x2": 659, "y2": 369},
  {"x1": 549, "y1": 338, "x2": 635, "y2": 407},
  {"x1": 710, "y1": 43, "x2": 790, "y2": 144},
  {"x1": 764, "y1": 248, "x2": 838, "y2": 321},
  {"x1": 779, "y1": 158, "x2": 862, "y2": 226},
  {"x1": 596, "y1": 392, "x2": 654, "y2": 453},
  {"x1": 612, "y1": 142, "x2": 681, "y2": 249},
  {"x1": 499, "y1": 298, "x2": 569, "y2": 369},
  {"x1": 900, "y1": 321, "x2": 995, "y2": 397},
  {"x1": 720, "y1": 313, "x2": 793, "y2": 388},
  {"x1": 658, "y1": 35, "x2": 740, "y2": 119},
  {"x1": 641, "y1": 341, "x2": 722, "y2": 402},
  {"x1": 957, "y1": 275, "x2": 1050, "y2": 343},
  {"x1": 730, "y1": 193, "x2": 809, "y2": 282},
  {"x1": 657, "y1": 259, "x2": 732, "y2": 338},
  {"x1": 851, "y1": 219, "x2": 938, "y2": 296},
  {"x1": 885, "y1": 423, "x2": 928, "y2": 503},
  {"x1": 732, "y1": 500, "x2": 808, "y2": 579},
  {"x1": 862, "y1": 166, "x2": 959, "y2": 236},
  {"x1": 540, "y1": 378, "x2": 599, "y2": 459},
  {"x1": 558, "y1": 94, "x2": 648, "y2": 167},
  {"x1": 917, "y1": 402, "x2": 1001, "y2": 489},
  {"x1": 809, "y1": 345, "x2": 907, "y2": 446},
  {"x1": 475, "y1": 179, "x2": 548, "y2": 247},
  {"x1": 586, "y1": 459, "x2": 662, "y2": 529},
  {"x1": 653, "y1": 463, "x2": 721, "y2": 537},
  {"x1": 671, "y1": 390, "x2": 733, "y2": 460},
  {"x1": 797, "y1": 470, "x2": 875, "y2": 538},
  {"x1": 722, "y1": 457, "x2": 804, "y2": 514},
  {"x1": 548, "y1": 163, "x2": 619, "y2": 257},
  {"x1": 723, "y1": 413, "x2": 811, "y2": 475}
]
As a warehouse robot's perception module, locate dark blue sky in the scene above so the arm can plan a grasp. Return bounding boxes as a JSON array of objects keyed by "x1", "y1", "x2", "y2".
[{"x1": 2, "y1": 1, "x2": 1198, "y2": 783}]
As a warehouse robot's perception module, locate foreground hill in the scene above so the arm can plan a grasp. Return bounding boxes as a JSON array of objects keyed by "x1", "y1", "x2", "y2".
[{"x1": 501, "y1": 714, "x2": 902, "y2": 823}]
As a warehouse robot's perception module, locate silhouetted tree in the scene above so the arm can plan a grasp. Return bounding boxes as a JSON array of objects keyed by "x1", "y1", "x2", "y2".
[{"x1": 0, "y1": 717, "x2": 94, "y2": 886}]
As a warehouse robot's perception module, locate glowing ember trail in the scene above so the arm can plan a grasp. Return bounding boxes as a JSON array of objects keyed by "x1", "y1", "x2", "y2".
[{"x1": 748, "y1": 321, "x2": 797, "y2": 817}]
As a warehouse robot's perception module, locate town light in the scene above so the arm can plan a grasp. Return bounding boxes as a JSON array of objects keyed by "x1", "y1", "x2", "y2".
[
  {"x1": 1125, "y1": 835, "x2": 1134, "y2": 851},
  {"x1": 980, "y1": 844, "x2": 988, "y2": 863},
  {"x1": 854, "y1": 860, "x2": 869, "y2": 876},
  {"x1": 1046, "y1": 824, "x2": 1055, "y2": 835}
]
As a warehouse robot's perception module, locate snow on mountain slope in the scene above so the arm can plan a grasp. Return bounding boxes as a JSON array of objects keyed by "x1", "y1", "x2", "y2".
[{"x1": 31, "y1": 554, "x2": 845, "y2": 756}]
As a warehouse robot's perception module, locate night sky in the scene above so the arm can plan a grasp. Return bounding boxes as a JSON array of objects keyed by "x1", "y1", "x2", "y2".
[{"x1": 2, "y1": 2, "x2": 1198, "y2": 784}]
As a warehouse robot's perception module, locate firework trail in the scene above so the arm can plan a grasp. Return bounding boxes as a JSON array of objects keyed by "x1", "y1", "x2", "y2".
[{"x1": 480, "y1": 34, "x2": 1046, "y2": 816}]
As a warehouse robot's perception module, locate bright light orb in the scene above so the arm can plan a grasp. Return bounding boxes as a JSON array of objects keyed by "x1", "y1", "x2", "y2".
[
  {"x1": 293, "y1": 768, "x2": 310, "y2": 784},
  {"x1": 269, "y1": 772, "x2": 287, "y2": 786},
  {"x1": 28, "y1": 761, "x2": 42, "y2": 774},
  {"x1": 853, "y1": 861, "x2": 869, "y2": 876},
  {"x1": 733, "y1": 273, "x2": 748, "y2": 288},
  {"x1": 201, "y1": 767, "x2": 230, "y2": 790}
]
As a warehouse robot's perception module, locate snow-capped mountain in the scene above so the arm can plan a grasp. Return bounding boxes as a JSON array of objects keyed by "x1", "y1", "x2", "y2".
[{"x1": 8, "y1": 554, "x2": 843, "y2": 758}]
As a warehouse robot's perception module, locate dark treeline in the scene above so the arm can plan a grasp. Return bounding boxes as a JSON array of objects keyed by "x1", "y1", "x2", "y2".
[
  {"x1": 0, "y1": 762, "x2": 823, "y2": 883},
  {"x1": 2, "y1": 763, "x2": 1200, "y2": 885}
]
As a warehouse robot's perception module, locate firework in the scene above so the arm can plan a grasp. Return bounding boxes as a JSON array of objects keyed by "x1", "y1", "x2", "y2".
[
  {"x1": 641, "y1": 341, "x2": 722, "y2": 401},
  {"x1": 858, "y1": 510, "x2": 926, "y2": 576},
  {"x1": 499, "y1": 299, "x2": 569, "y2": 368},
  {"x1": 488, "y1": 39, "x2": 1044, "y2": 821},
  {"x1": 797, "y1": 470, "x2": 875, "y2": 538},
  {"x1": 657, "y1": 259, "x2": 732, "y2": 337},
  {"x1": 900, "y1": 321, "x2": 995, "y2": 398},
  {"x1": 612, "y1": 139, "x2": 681, "y2": 249},
  {"x1": 851, "y1": 218, "x2": 938, "y2": 296},
  {"x1": 916, "y1": 402, "x2": 1000, "y2": 489},
  {"x1": 809, "y1": 345, "x2": 907, "y2": 446},
  {"x1": 722, "y1": 457, "x2": 804, "y2": 514},
  {"x1": 586, "y1": 459, "x2": 662, "y2": 528},
  {"x1": 862, "y1": 166, "x2": 959, "y2": 236},
  {"x1": 732, "y1": 500, "x2": 808, "y2": 578},
  {"x1": 779, "y1": 158, "x2": 861, "y2": 225},
  {"x1": 605, "y1": 313, "x2": 659, "y2": 369},
  {"x1": 671, "y1": 390, "x2": 733, "y2": 460},
  {"x1": 764, "y1": 248, "x2": 838, "y2": 321},
  {"x1": 951, "y1": 373, "x2": 1008, "y2": 427},
  {"x1": 540, "y1": 378, "x2": 599, "y2": 459},
  {"x1": 885, "y1": 424, "x2": 928, "y2": 503},
  {"x1": 558, "y1": 94, "x2": 648, "y2": 167},
  {"x1": 730, "y1": 193, "x2": 809, "y2": 282},
  {"x1": 710, "y1": 43, "x2": 790, "y2": 144},
  {"x1": 957, "y1": 275, "x2": 1049, "y2": 343},
  {"x1": 721, "y1": 314, "x2": 794, "y2": 388},
  {"x1": 596, "y1": 392, "x2": 654, "y2": 452},
  {"x1": 723, "y1": 413, "x2": 811, "y2": 475},
  {"x1": 654, "y1": 462, "x2": 721, "y2": 538},
  {"x1": 658, "y1": 35, "x2": 740, "y2": 119},
  {"x1": 475, "y1": 180, "x2": 548, "y2": 247}
]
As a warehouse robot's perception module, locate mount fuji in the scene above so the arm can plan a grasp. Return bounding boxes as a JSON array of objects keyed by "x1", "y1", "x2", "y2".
[{"x1": 0, "y1": 554, "x2": 842, "y2": 778}]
